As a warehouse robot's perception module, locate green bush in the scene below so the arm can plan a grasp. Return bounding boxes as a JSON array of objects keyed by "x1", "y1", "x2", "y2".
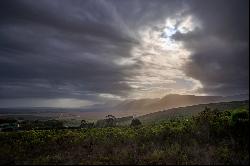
[
  {"x1": 0, "y1": 107, "x2": 248, "y2": 165},
  {"x1": 130, "y1": 119, "x2": 142, "y2": 127}
]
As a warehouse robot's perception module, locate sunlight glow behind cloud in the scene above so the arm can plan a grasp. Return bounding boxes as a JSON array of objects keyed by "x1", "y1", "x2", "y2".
[{"x1": 115, "y1": 15, "x2": 203, "y2": 99}]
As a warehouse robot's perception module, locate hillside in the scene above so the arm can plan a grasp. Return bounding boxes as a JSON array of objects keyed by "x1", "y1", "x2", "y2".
[
  {"x1": 0, "y1": 106, "x2": 248, "y2": 165},
  {"x1": 113, "y1": 94, "x2": 249, "y2": 116},
  {"x1": 138, "y1": 100, "x2": 249, "y2": 123}
]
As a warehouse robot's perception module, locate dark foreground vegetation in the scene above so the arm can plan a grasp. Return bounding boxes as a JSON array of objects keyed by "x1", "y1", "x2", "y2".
[{"x1": 0, "y1": 106, "x2": 249, "y2": 165}]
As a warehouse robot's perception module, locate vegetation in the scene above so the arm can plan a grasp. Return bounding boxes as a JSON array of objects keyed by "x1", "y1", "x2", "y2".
[
  {"x1": 0, "y1": 118, "x2": 17, "y2": 124},
  {"x1": 80, "y1": 120, "x2": 94, "y2": 129},
  {"x1": 0, "y1": 104, "x2": 248, "y2": 165},
  {"x1": 138, "y1": 100, "x2": 249, "y2": 123},
  {"x1": 19, "y1": 120, "x2": 64, "y2": 130},
  {"x1": 130, "y1": 118, "x2": 142, "y2": 127},
  {"x1": 95, "y1": 114, "x2": 117, "y2": 128}
]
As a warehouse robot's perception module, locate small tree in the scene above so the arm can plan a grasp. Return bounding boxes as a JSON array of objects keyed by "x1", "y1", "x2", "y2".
[
  {"x1": 130, "y1": 118, "x2": 142, "y2": 127},
  {"x1": 105, "y1": 115, "x2": 116, "y2": 127},
  {"x1": 80, "y1": 120, "x2": 87, "y2": 128},
  {"x1": 80, "y1": 120, "x2": 94, "y2": 128}
]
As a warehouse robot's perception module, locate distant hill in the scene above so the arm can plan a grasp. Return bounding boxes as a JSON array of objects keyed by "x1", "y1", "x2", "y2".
[
  {"x1": 113, "y1": 94, "x2": 249, "y2": 116},
  {"x1": 1, "y1": 94, "x2": 248, "y2": 121},
  {"x1": 138, "y1": 100, "x2": 249, "y2": 124}
]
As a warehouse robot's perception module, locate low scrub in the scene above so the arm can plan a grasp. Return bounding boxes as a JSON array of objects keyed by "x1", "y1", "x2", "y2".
[{"x1": 0, "y1": 107, "x2": 248, "y2": 165}]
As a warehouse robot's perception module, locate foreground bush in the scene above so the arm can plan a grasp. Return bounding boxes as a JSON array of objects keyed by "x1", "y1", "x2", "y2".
[{"x1": 0, "y1": 107, "x2": 248, "y2": 165}]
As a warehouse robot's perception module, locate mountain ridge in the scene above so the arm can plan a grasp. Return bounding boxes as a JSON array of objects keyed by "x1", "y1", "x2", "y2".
[{"x1": 112, "y1": 93, "x2": 249, "y2": 116}]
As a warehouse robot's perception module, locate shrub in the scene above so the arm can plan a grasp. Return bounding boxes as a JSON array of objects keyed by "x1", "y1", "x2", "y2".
[{"x1": 130, "y1": 119, "x2": 142, "y2": 127}]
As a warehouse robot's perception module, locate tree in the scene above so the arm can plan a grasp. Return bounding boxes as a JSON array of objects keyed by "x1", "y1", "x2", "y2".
[
  {"x1": 80, "y1": 120, "x2": 87, "y2": 128},
  {"x1": 105, "y1": 115, "x2": 116, "y2": 127},
  {"x1": 130, "y1": 118, "x2": 142, "y2": 127},
  {"x1": 80, "y1": 120, "x2": 94, "y2": 128}
]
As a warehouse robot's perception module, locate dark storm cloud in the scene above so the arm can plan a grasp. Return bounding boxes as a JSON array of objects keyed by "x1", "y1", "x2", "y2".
[
  {"x1": 0, "y1": 0, "x2": 183, "y2": 100},
  {"x1": 173, "y1": 0, "x2": 249, "y2": 95},
  {"x1": 0, "y1": 0, "x2": 248, "y2": 102},
  {"x1": 0, "y1": 0, "x2": 136, "y2": 99}
]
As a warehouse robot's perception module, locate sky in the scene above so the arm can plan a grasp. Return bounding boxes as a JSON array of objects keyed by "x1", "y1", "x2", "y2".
[{"x1": 0, "y1": 0, "x2": 249, "y2": 108}]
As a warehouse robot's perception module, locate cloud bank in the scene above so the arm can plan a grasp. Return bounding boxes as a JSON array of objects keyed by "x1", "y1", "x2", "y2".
[{"x1": 0, "y1": 0, "x2": 248, "y2": 107}]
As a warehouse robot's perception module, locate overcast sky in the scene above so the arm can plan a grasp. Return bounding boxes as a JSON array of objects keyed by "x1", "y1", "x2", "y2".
[{"x1": 0, "y1": 0, "x2": 249, "y2": 108}]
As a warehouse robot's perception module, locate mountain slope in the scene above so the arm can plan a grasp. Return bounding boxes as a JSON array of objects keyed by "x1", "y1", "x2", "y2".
[
  {"x1": 138, "y1": 100, "x2": 249, "y2": 123},
  {"x1": 113, "y1": 94, "x2": 248, "y2": 116}
]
